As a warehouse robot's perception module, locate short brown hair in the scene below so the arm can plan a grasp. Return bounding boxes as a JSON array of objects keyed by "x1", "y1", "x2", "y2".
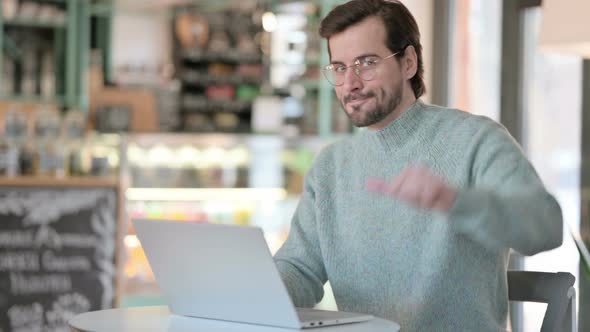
[{"x1": 319, "y1": 0, "x2": 426, "y2": 98}]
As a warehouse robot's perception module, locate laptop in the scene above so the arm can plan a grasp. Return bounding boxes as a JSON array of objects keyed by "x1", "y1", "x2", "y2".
[{"x1": 132, "y1": 219, "x2": 375, "y2": 329}]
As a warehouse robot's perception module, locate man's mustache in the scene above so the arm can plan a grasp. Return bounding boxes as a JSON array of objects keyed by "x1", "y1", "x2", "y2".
[{"x1": 344, "y1": 92, "x2": 375, "y2": 104}]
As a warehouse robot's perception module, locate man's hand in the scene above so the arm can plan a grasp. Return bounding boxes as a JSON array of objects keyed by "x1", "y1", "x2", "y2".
[{"x1": 366, "y1": 164, "x2": 458, "y2": 212}]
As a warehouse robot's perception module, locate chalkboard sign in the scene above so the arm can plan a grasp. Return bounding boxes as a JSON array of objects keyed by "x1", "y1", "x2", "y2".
[{"x1": 0, "y1": 187, "x2": 117, "y2": 332}]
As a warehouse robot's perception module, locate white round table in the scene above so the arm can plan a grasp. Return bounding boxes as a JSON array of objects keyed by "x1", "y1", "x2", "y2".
[{"x1": 69, "y1": 306, "x2": 400, "y2": 332}]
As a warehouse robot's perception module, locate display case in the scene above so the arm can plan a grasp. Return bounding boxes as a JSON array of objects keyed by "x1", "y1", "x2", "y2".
[{"x1": 118, "y1": 133, "x2": 331, "y2": 306}]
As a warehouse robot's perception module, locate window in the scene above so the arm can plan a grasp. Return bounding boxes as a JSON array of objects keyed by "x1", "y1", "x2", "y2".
[
  {"x1": 521, "y1": 7, "x2": 582, "y2": 331},
  {"x1": 450, "y1": 0, "x2": 502, "y2": 120}
]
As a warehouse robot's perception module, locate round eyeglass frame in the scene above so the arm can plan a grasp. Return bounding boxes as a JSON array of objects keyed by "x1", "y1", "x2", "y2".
[{"x1": 322, "y1": 52, "x2": 401, "y2": 87}]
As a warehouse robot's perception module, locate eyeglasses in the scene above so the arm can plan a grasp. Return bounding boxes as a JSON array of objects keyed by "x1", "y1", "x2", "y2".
[{"x1": 322, "y1": 52, "x2": 401, "y2": 86}]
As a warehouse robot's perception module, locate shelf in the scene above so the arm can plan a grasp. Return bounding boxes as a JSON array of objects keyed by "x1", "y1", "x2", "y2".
[
  {"x1": 2, "y1": 18, "x2": 66, "y2": 29},
  {"x1": 0, "y1": 176, "x2": 119, "y2": 188},
  {"x1": 182, "y1": 96, "x2": 252, "y2": 113},
  {"x1": 89, "y1": 2, "x2": 113, "y2": 16},
  {"x1": 182, "y1": 49, "x2": 262, "y2": 64},
  {"x1": 181, "y1": 72, "x2": 263, "y2": 86},
  {"x1": 0, "y1": 94, "x2": 66, "y2": 106}
]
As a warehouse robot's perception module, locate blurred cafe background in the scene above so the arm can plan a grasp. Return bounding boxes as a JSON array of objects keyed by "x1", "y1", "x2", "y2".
[{"x1": 0, "y1": 0, "x2": 588, "y2": 331}]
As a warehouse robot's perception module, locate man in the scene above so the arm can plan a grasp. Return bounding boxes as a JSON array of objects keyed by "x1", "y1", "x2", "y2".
[{"x1": 273, "y1": 0, "x2": 563, "y2": 331}]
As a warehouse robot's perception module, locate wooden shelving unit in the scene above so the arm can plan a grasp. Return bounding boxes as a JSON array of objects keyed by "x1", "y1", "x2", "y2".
[{"x1": 0, "y1": 175, "x2": 119, "y2": 188}]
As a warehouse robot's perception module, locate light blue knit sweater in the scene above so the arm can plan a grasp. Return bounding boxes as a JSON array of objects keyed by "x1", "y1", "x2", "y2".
[{"x1": 274, "y1": 100, "x2": 563, "y2": 331}]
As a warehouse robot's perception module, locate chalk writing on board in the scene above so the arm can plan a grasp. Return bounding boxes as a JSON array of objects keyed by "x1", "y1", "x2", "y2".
[
  {"x1": 10, "y1": 273, "x2": 72, "y2": 295},
  {"x1": 42, "y1": 251, "x2": 92, "y2": 271},
  {"x1": 46, "y1": 293, "x2": 91, "y2": 332},
  {"x1": 0, "y1": 231, "x2": 35, "y2": 248},
  {"x1": 7, "y1": 303, "x2": 43, "y2": 331},
  {"x1": 0, "y1": 190, "x2": 109, "y2": 227},
  {"x1": 0, "y1": 251, "x2": 39, "y2": 271}
]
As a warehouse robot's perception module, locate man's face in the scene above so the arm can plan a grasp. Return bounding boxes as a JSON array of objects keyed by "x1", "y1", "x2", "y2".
[{"x1": 328, "y1": 17, "x2": 405, "y2": 130}]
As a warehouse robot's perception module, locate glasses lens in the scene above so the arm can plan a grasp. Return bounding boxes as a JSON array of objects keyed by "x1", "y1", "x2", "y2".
[
  {"x1": 322, "y1": 68, "x2": 341, "y2": 86},
  {"x1": 359, "y1": 66, "x2": 377, "y2": 81}
]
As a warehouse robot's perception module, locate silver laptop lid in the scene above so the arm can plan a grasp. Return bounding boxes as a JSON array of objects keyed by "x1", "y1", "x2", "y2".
[{"x1": 132, "y1": 219, "x2": 302, "y2": 329}]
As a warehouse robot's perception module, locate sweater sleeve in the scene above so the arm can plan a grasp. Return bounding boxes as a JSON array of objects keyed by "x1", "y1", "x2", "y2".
[
  {"x1": 448, "y1": 121, "x2": 563, "y2": 256},
  {"x1": 273, "y1": 168, "x2": 327, "y2": 308}
]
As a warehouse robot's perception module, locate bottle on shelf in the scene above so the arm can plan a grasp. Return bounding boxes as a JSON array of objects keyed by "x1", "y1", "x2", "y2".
[
  {"x1": 40, "y1": 50, "x2": 56, "y2": 98},
  {"x1": 12, "y1": 106, "x2": 36, "y2": 176},
  {"x1": 1, "y1": 57, "x2": 16, "y2": 96},
  {"x1": 17, "y1": 1, "x2": 41, "y2": 19},
  {"x1": 21, "y1": 44, "x2": 38, "y2": 96},
  {"x1": 62, "y1": 110, "x2": 87, "y2": 176},
  {"x1": 0, "y1": 105, "x2": 27, "y2": 176},
  {"x1": 2, "y1": 0, "x2": 18, "y2": 20},
  {"x1": 32, "y1": 107, "x2": 66, "y2": 177}
]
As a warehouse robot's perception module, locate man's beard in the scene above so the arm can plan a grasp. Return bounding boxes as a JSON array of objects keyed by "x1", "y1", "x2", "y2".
[{"x1": 341, "y1": 83, "x2": 403, "y2": 128}]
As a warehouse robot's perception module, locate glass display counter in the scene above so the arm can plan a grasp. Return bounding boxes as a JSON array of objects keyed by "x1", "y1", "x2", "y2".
[{"x1": 118, "y1": 133, "x2": 331, "y2": 306}]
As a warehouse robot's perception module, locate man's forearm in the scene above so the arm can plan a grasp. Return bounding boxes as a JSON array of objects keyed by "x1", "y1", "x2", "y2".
[
  {"x1": 448, "y1": 188, "x2": 563, "y2": 255},
  {"x1": 274, "y1": 258, "x2": 325, "y2": 308}
]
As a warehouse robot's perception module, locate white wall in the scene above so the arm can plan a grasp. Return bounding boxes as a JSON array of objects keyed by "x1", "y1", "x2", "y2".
[
  {"x1": 404, "y1": 0, "x2": 433, "y2": 103},
  {"x1": 112, "y1": 11, "x2": 172, "y2": 72}
]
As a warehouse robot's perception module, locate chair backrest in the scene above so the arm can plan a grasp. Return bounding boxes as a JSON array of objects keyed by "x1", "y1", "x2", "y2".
[{"x1": 507, "y1": 271, "x2": 576, "y2": 332}]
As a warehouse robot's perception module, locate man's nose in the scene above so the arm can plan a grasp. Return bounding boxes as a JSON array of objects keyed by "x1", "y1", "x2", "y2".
[{"x1": 342, "y1": 67, "x2": 363, "y2": 93}]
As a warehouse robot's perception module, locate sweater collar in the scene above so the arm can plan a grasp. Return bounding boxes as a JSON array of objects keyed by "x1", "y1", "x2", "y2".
[{"x1": 360, "y1": 99, "x2": 426, "y2": 151}]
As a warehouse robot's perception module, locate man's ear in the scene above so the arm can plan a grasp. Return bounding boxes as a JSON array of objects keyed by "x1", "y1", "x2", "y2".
[{"x1": 402, "y1": 45, "x2": 418, "y2": 80}]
